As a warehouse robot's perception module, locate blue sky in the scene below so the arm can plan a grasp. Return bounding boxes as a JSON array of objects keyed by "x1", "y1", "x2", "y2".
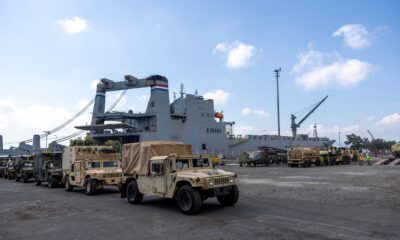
[{"x1": 0, "y1": 0, "x2": 399, "y2": 147}]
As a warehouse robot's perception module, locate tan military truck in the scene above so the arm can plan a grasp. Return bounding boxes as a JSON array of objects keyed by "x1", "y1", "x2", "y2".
[
  {"x1": 288, "y1": 147, "x2": 320, "y2": 167},
  {"x1": 391, "y1": 143, "x2": 400, "y2": 158},
  {"x1": 62, "y1": 146, "x2": 122, "y2": 195},
  {"x1": 120, "y1": 141, "x2": 239, "y2": 215}
]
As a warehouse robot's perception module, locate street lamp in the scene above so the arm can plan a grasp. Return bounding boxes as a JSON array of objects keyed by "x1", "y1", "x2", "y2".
[{"x1": 274, "y1": 68, "x2": 281, "y2": 137}]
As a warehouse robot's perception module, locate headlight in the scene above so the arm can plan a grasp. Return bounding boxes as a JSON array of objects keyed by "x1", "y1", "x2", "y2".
[
  {"x1": 208, "y1": 178, "x2": 214, "y2": 186},
  {"x1": 229, "y1": 176, "x2": 234, "y2": 183}
]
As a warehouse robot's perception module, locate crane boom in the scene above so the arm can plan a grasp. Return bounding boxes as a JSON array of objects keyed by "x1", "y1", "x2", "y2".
[
  {"x1": 367, "y1": 130, "x2": 375, "y2": 141},
  {"x1": 291, "y1": 95, "x2": 328, "y2": 138}
]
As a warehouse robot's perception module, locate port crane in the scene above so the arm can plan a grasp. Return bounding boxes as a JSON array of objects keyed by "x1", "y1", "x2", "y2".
[
  {"x1": 367, "y1": 130, "x2": 375, "y2": 141},
  {"x1": 291, "y1": 95, "x2": 328, "y2": 138}
]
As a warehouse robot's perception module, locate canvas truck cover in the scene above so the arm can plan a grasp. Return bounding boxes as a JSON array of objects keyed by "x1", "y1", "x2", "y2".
[{"x1": 122, "y1": 141, "x2": 192, "y2": 175}]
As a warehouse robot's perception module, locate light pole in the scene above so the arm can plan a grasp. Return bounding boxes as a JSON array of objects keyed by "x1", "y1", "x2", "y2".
[
  {"x1": 338, "y1": 131, "x2": 341, "y2": 147},
  {"x1": 274, "y1": 68, "x2": 281, "y2": 137}
]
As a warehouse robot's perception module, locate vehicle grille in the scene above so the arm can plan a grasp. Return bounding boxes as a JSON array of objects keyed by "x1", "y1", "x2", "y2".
[
  {"x1": 214, "y1": 177, "x2": 230, "y2": 185},
  {"x1": 104, "y1": 173, "x2": 122, "y2": 178}
]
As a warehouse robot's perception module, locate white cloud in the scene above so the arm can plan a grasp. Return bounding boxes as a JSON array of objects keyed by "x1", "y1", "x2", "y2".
[
  {"x1": 90, "y1": 80, "x2": 100, "y2": 90},
  {"x1": 0, "y1": 99, "x2": 92, "y2": 147},
  {"x1": 333, "y1": 24, "x2": 390, "y2": 49},
  {"x1": 333, "y1": 24, "x2": 370, "y2": 49},
  {"x1": 203, "y1": 89, "x2": 232, "y2": 106},
  {"x1": 292, "y1": 48, "x2": 373, "y2": 90},
  {"x1": 213, "y1": 41, "x2": 257, "y2": 69},
  {"x1": 377, "y1": 113, "x2": 400, "y2": 125},
  {"x1": 241, "y1": 107, "x2": 269, "y2": 118},
  {"x1": 57, "y1": 16, "x2": 88, "y2": 34},
  {"x1": 234, "y1": 124, "x2": 257, "y2": 135}
]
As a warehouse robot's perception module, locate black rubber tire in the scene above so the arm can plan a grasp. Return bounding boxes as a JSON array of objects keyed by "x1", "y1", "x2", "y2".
[
  {"x1": 126, "y1": 181, "x2": 143, "y2": 204},
  {"x1": 176, "y1": 185, "x2": 202, "y2": 215},
  {"x1": 85, "y1": 179, "x2": 97, "y2": 195},
  {"x1": 217, "y1": 185, "x2": 239, "y2": 206},
  {"x1": 15, "y1": 175, "x2": 20, "y2": 182},
  {"x1": 35, "y1": 176, "x2": 41, "y2": 186},
  {"x1": 48, "y1": 175, "x2": 57, "y2": 188},
  {"x1": 23, "y1": 173, "x2": 29, "y2": 183},
  {"x1": 64, "y1": 178, "x2": 73, "y2": 192}
]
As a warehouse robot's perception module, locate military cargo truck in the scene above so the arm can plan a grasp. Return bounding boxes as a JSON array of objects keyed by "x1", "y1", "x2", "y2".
[
  {"x1": 34, "y1": 152, "x2": 63, "y2": 188},
  {"x1": 4, "y1": 158, "x2": 16, "y2": 179},
  {"x1": 120, "y1": 141, "x2": 239, "y2": 215},
  {"x1": 392, "y1": 143, "x2": 400, "y2": 158},
  {"x1": 62, "y1": 146, "x2": 122, "y2": 195},
  {"x1": 0, "y1": 157, "x2": 7, "y2": 177},
  {"x1": 338, "y1": 148, "x2": 351, "y2": 165},
  {"x1": 15, "y1": 155, "x2": 35, "y2": 183},
  {"x1": 288, "y1": 147, "x2": 320, "y2": 167}
]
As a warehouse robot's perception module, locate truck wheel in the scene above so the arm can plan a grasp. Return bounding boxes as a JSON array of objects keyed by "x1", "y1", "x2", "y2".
[
  {"x1": 127, "y1": 181, "x2": 143, "y2": 204},
  {"x1": 217, "y1": 185, "x2": 239, "y2": 206},
  {"x1": 15, "y1": 175, "x2": 20, "y2": 182},
  {"x1": 64, "y1": 178, "x2": 73, "y2": 192},
  {"x1": 48, "y1": 176, "x2": 57, "y2": 188},
  {"x1": 23, "y1": 173, "x2": 29, "y2": 183},
  {"x1": 35, "y1": 176, "x2": 42, "y2": 186},
  {"x1": 176, "y1": 185, "x2": 202, "y2": 215},
  {"x1": 85, "y1": 179, "x2": 97, "y2": 195}
]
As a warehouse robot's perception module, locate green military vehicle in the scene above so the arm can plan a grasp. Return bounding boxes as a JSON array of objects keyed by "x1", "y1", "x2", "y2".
[
  {"x1": 63, "y1": 146, "x2": 122, "y2": 195},
  {"x1": 15, "y1": 155, "x2": 35, "y2": 183},
  {"x1": 34, "y1": 151, "x2": 63, "y2": 188},
  {"x1": 120, "y1": 141, "x2": 239, "y2": 215},
  {"x1": 288, "y1": 147, "x2": 320, "y2": 167}
]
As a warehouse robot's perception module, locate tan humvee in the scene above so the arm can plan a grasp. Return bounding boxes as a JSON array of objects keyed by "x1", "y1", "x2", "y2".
[
  {"x1": 392, "y1": 143, "x2": 400, "y2": 158},
  {"x1": 120, "y1": 141, "x2": 239, "y2": 215},
  {"x1": 62, "y1": 146, "x2": 122, "y2": 195}
]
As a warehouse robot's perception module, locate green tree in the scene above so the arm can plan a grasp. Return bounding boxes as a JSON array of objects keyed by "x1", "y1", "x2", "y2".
[
  {"x1": 69, "y1": 134, "x2": 96, "y2": 146},
  {"x1": 105, "y1": 140, "x2": 121, "y2": 151},
  {"x1": 345, "y1": 134, "x2": 364, "y2": 150}
]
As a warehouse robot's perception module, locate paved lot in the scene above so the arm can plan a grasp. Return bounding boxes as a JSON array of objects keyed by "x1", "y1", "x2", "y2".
[{"x1": 0, "y1": 164, "x2": 399, "y2": 240}]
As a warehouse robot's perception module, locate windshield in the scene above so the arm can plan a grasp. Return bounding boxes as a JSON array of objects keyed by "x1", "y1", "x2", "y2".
[
  {"x1": 193, "y1": 158, "x2": 210, "y2": 168},
  {"x1": 87, "y1": 162, "x2": 100, "y2": 168},
  {"x1": 103, "y1": 161, "x2": 118, "y2": 168},
  {"x1": 176, "y1": 159, "x2": 190, "y2": 169},
  {"x1": 24, "y1": 162, "x2": 33, "y2": 167},
  {"x1": 8, "y1": 162, "x2": 13, "y2": 167}
]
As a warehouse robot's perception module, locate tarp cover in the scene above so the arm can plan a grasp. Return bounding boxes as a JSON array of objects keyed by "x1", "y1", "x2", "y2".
[{"x1": 122, "y1": 141, "x2": 192, "y2": 175}]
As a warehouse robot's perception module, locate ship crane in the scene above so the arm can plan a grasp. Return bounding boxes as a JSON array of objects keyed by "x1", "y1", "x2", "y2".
[
  {"x1": 367, "y1": 130, "x2": 375, "y2": 141},
  {"x1": 291, "y1": 95, "x2": 328, "y2": 138}
]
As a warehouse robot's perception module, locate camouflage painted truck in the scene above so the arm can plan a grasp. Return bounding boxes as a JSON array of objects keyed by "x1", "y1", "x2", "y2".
[
  {"x1": 288, "y1": 147, "x2": 320, "y2": 167},
  {"x1": 120, "y1": 141, "x2": 239, "y2": 215},
  {"x1": 62, "y1": 146, "x2": 122, "y2": 195},
  {"x1": 15, "y1": 155, "x2": 35, "y2": 183},
  {"x1": 34, "y1": 151, "x2": 63, "y2": 188},
  {"x1": 4, "y1": 158, "x2": 16, "y2": 179},
  {"x1": 392, "y1": 143, "x2": 400, "y2": 158}
]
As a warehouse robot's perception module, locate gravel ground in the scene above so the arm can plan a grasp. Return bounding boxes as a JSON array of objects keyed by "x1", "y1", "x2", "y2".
[{"x1": 0, "y1": 164, "x2": 399, "y2": 240}]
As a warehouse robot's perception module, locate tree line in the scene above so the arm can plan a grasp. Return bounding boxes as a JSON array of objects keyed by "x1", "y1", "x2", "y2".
[{"x1": 344, "y1": 133, "x2": 397, "y2": 151}]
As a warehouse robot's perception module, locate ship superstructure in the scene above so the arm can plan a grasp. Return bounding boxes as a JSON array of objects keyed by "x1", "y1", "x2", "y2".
[{"x1": 75, "y1": 74, "x2": 334, "y2": 157}]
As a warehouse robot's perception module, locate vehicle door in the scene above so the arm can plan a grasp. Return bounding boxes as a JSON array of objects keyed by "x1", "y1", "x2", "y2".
[
  {"x1": 150, "y1": 159, "x2": 167, "y2": 194},
  {"x1": 74, "y1": 161, "x2": 82, "y2": 184}
]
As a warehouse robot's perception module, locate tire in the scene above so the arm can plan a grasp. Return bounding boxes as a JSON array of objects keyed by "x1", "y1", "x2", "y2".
[
  {"x1": 176, "y1": 185, "x2": 202, "y2": 215},
  {"x1": 48, "y1": 175, "x2": 57, "y2": 188},
  {"x1": 15, "y1": 175, "x2": 20, "y2": 182},
  {"x1": 64, "y1": 177, "x2": 73, "y2": 192},
  {"x1": 126, "y1": 181, "x2": 143, "y2": 204},
  {"x1": 35, "y1": 176, "x2": 42, "y2": 186},
  {"x1": 217, "y1": 185, "x2": 239, "y2": 206},
  {"x1": 85, "y1": 179, "x2": 97, "y2": 195},
  {"x1": 23, "y1": 173, "x2": 29, "y2": 183}
]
